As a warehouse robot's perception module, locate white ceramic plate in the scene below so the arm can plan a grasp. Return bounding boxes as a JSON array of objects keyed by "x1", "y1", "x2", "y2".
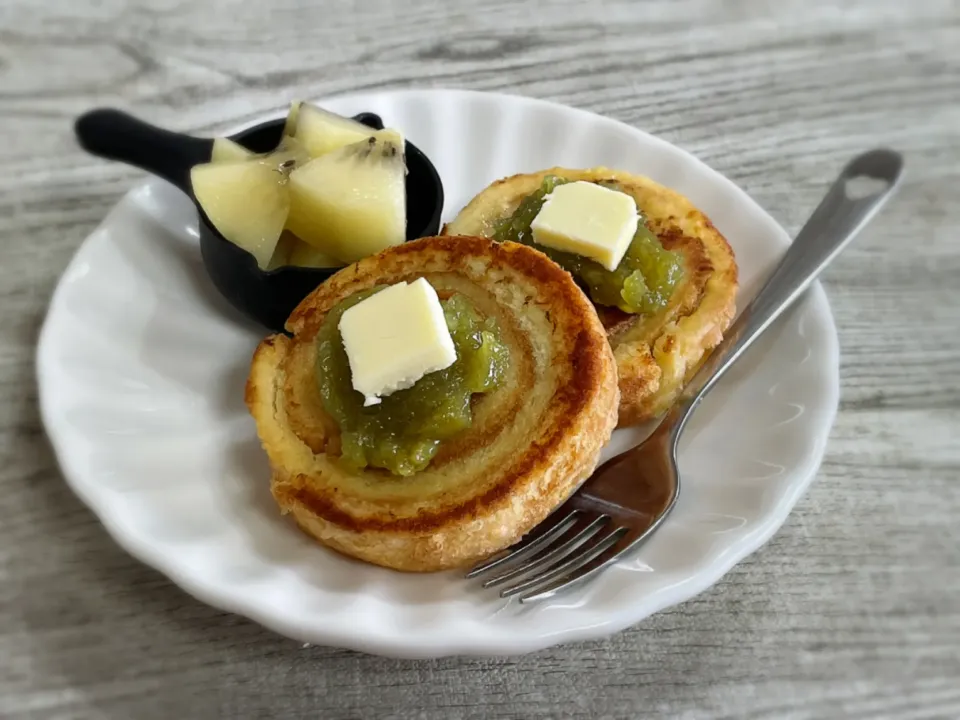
[{"x1": 37, "y1": 89, "x2": 839, "y2": 658}]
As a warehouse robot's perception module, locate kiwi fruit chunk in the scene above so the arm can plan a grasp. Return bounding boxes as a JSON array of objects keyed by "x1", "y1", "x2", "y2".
[
  {"x1": 286, "y1": 132, "x2": 406, "y2": 263},
  {"x1": 268, "y1": 231, "x2": 342, "y2": 270},
  {"x1": 286, "y1": 102, "x2": 405, "y2": 159},
  {"x1": 288, "y1": 237, "x2": 342, "y2": 268},
  {"x1": 211, "y1": 137, "x2": 254, "y2": 164},
  {"x1": 191, "y1": 159, "x2": 291, "y2": 269},
  {"x1": 282, "y1": 101, "x2": 302, "y2": 138}
]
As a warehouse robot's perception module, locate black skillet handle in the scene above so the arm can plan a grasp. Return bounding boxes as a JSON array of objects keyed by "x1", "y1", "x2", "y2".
[{"x1": 74, "y1": 108, "x2": 213, "y2": 194}]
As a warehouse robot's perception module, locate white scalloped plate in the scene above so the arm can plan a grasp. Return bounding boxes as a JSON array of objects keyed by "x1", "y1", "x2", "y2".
[{"x1": 37, "y1": 89, "x2": 839, "y2": 658}]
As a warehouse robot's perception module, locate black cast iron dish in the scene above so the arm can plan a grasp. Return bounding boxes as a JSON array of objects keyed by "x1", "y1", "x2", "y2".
[{"x1": 74, "y1": 108, "x2": 445, "y2": 332}]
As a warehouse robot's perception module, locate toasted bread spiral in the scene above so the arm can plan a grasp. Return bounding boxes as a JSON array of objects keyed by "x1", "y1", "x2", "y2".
[
  {"x1": 443, "y1": 167, "x2": 739, "y2": 426},
  {"x1": 245, "y1": 235, "x2": 619, "y2": 571}
]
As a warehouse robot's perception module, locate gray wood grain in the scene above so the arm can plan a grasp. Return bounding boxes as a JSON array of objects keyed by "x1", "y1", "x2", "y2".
[{"x1": 2, "y1": 0, "x2": 958, "y2": 718}]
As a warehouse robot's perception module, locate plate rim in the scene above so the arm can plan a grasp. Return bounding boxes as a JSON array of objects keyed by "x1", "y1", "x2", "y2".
[{"x1": 37, "y1": 87, "x2": 840, "y2": 658}]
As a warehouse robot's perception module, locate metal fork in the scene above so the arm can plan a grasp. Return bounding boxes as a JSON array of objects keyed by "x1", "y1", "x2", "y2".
[{"x1": 467, "y1": 148, "x2": 904, "y2": 603}]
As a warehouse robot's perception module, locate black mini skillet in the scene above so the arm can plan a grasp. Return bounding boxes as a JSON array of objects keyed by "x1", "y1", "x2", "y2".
[{"x1": 74, "y1": 108, "x2": 445, "y2": 333}]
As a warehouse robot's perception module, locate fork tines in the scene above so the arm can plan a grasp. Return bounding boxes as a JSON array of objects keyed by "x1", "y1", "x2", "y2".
[{"x1": 466, "y1": 508, "x2": 633, "y2": 603}]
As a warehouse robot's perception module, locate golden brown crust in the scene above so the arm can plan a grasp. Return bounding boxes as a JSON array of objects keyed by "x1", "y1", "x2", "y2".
[
  {"x1": 442, "y1": 167, "x2": 739, "y2": 426},
  {"x1": 245, "y1": 235, "x2": 619, "y2": 572}
]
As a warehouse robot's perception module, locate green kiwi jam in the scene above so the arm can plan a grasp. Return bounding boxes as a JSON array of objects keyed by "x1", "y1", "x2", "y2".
[
  {"x1": 493, "y1": 176, "x2": 684, "y2": 315},
  {"x1": 316, "y1": 288, "x2": 509, "y2": 477}
]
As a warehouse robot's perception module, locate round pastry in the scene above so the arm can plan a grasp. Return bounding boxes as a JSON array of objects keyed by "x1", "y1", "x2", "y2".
[
  {"x1": 245, "y1": 235, "x2": 619, "y2": 572},
  {"x1": 443, "y1": 167, "x2": 739, "y2": 426}
]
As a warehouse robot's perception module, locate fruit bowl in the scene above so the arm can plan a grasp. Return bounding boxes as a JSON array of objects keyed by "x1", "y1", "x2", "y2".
[{"x1": 74, "y1": 108, "x2": 445, "y2": 332}]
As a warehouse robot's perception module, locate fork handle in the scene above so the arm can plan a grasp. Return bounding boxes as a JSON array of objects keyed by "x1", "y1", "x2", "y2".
[{"x1": 675, "y1": 149, "x2": 904, "y2": 428}]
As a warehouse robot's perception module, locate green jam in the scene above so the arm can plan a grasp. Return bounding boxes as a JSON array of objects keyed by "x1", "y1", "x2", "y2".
[
  {"x1": 493, "y1": 176, "x2": 684, "y2": 315},
  {"x1": 316, "y1": 288, "x2": 509, "y2": 477}
]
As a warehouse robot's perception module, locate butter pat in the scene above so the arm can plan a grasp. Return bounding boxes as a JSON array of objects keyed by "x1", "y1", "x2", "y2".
[
  {"x1": 338, "y1": 278, "x2": 457, "y2": 406},
  {"x1": 530, "y1": 181, "x2": 639, "y2": 271}
]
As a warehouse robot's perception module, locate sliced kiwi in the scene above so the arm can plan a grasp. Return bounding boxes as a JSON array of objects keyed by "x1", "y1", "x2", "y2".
[
  {"x1": 267, "y1": 231, "x2": 343, "y2": 270},
  {"x1": 191, "y1": 160, "x2": 291, "y2": 269},
  {"x1": 287, "y1": 102, "x2": 404, "y2": 159},
  {"x1": 264, "y1": 136, "x2": 310, "y2": 172},
  {"x1": 286, "y1": 133, "x2": 406, "y2": 263},
  {"x1": 266, "y1": 230, "x2": 297, "y2": 270},
  {"x1": 211, "y1": 137, "x2": 254, "y2": 164},
  {"x1": 210, "y1": 135, "x2": 308, "y2": 173},
  {"x1": 282, "y1": 101, "x2": 302, "y2": 138},
  {"x1": 288, "y1": 237, "x2": 342, "y2": 268}
]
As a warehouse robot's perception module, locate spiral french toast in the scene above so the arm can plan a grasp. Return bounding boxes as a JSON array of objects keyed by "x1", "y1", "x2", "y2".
[
  {"x1": 443, "y1": 167, "x2": 739, "y2": 426},
  {"x1": 245, "y1": 235, "x2": 619, "y2": 571}
]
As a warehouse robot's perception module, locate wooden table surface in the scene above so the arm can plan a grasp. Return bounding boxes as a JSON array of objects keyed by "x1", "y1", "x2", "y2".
[{"x1": 2, "y1": 1, "x2": 958, "y2": 717}]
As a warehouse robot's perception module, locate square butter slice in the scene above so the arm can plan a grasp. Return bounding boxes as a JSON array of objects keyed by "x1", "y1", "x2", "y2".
[
  {"x1": 338, "y1": 278, "x2": 457, "y2": 406},
  {"x1": 530, "y1": 180, "x2": 639, "y2": 271}
]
